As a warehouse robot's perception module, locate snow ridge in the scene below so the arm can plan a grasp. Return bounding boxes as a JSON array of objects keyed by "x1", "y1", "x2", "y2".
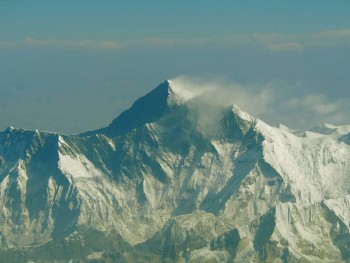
[{"x1": 0, "y1": 81, "x2": 350, "y2": 262}]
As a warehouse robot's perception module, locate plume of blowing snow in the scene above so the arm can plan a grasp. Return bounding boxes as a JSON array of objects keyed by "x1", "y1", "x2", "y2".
[{"x1": 168, "y1": 76, "x2": 350, "y2": 130}]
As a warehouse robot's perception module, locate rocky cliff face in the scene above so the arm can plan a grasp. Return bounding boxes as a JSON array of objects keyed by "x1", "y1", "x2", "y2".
[{"x1": 0, "y1": 81, "x2": 350, "y2": 262}]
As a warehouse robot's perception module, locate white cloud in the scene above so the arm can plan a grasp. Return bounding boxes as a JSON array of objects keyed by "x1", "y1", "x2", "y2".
[
  {"x1": 287, "y1": 95, "x2": 338, "y2": 115},
  {"x1": 313, "y1": 28, "x2": 350, "y2": 38},
  {"x1": 0, "y1": 40, "x2": 21, "y2": 48},
  {"x1": 266, "y1": 42, "x2": 303, "y2": 51},
  {"x1": 311, "y1": 103, "x2": 338, "y2": 115},
  {"x1": 1, "y1": 28, "x2": 350, "y2": 51},
  {"x1": 24, "y1": 38, "x2": 121, "y2": 49},
  {"x1": 0, "y1": 38, "x2": 121, "y2": 50},
  {"x1": 134, "y1": 28, "x2": 350, "y2": 51},
  {"x1": 169, "y1": 76, "x2": 350, "y2": 130}
]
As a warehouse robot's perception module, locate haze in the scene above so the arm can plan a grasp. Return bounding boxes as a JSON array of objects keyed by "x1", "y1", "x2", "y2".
[{"x1": 1, "y1": 1, "x2": 350, "y2": 134}]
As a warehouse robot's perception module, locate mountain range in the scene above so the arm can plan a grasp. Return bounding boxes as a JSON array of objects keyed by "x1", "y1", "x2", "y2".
[{"x1": 1, "y1": 80, "x2": 350, "y2": 262}]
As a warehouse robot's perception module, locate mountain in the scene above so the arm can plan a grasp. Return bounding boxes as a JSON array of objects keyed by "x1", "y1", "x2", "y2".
[
  {"x1": 0, "y1": 80, "x2": 350, "y2": 262},
  {"x1": 81, "y1": 80, "x2": 185, "y2": 137}
]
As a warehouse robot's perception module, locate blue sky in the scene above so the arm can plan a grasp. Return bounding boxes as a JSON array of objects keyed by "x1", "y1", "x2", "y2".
[
  {"x1": 2, "y1": 1, "x2": 350, "y2": 38},
  {"x1": 1, "y1": 1, "x2": 350, "y2": 133}
]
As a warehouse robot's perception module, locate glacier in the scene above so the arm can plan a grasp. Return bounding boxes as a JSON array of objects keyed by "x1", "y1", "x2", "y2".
[{"x1": 0, "y1": 80, "x2": 350, "y2": 262}]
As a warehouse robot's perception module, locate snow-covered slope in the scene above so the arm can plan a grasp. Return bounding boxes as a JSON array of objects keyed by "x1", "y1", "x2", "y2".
[{"x1": 0, "y1": 80, "x2": 350, "y2": 262}]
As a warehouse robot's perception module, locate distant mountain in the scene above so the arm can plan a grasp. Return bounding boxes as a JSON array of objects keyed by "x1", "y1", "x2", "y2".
[{"x1": 1, "y1": 80, "x2": 350, "y2": 262}]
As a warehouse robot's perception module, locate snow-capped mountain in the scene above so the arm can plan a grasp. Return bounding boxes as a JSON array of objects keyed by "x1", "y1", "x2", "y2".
[{"x1": 0, "y1": 80, "x2": 350, "y2": 262}]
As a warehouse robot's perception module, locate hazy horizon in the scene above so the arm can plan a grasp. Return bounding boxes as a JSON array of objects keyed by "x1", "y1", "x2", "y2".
[{"x1": 1, "y1": 1, "x2": 350, "y2": 134}]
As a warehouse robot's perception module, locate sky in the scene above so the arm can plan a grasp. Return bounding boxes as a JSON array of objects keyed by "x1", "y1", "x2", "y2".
[{"x1": 1, "y1": 1, "x2": 350, "y2": 134}]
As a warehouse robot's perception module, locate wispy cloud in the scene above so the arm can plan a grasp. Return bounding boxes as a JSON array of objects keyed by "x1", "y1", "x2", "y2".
[
  {"x1": 169, "y1": 76, "x2": 350, "y2": 129},
  {"x1": 134, "y1": 28, "x2": 350, "y2": 51},
  {"x1": 0, "y1": 38, "x2": 121, "y2": 50},
  {"x1": 0, "y1": 40, "x2": 19, "y2": 48},
  {"x1": 266, "y1": 42, "x2": 303, "y2": 51},
  {"x1": 286, "y1": 95, "x2": 339, "y2": 115},
  {"x1": 1, "y1": 28, "x2": 350, "y2": 51},
  {"x1": 313, "y1": 28, "x2": 350, "y2": 38},
  {"x1": 24, "y1": 38, "x2": 121, "y2": 49},
  {"x1": 308, "y1": 28, "x2": 350, "y2": 47}
]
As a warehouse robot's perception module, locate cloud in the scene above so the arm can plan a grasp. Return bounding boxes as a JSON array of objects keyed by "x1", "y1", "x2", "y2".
[
  {"x1": 248, "y1": 28, "x2": 350, "y2": 51},
  {"x1": 24, "y1": 38, "x2": 120, "y2": 49},
  {"x1": 169, "y1": 76, "x2": 350, "y2": 130},
  {"x1": 134, "y1": 28, "x2": 350, "y2": 51},
  {"x1": 286, "y1": 95, "x2": 339, "y2": 115},
  {"x1": 313, "y1": 28, "x2": 350, "y2": 38},
  {"x1": 0, "y1": 38, "x2": 121, "y2": 50},
  {"x1": 1, "y1": 28, "x2": 350, "y2": 51},
  {"x1": 0, "y1": 40, "x2": 21, "y2": 48},
  {"x1": 170, "y1": 76, "x2": 276, "y2": 114},
  {"x1": 266, "y1": 42, "x2": 303, "y2": 51}
]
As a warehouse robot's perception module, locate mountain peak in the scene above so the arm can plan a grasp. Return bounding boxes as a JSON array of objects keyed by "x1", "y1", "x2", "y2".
[
  {"x1": 80, "y1": 81, "x2": 260, "y2": 138},
  {"x1": 81, "y1": 81, "x2": 186, "y2": 137},
  {"x1": 230, "y1": 104, "x2": 255, "y2": 123},
  {"x1": 3, "y1": 80, "x2": 350, "y2": 262},
  {"x1": 167, "y1": 79, "x2": 195, "y2": 101}
]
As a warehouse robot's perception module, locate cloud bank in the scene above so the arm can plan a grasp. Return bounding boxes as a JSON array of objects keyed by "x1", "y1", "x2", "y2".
[{"x1": 1, "y1": 28, "x2": 350, "y2": 51}]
